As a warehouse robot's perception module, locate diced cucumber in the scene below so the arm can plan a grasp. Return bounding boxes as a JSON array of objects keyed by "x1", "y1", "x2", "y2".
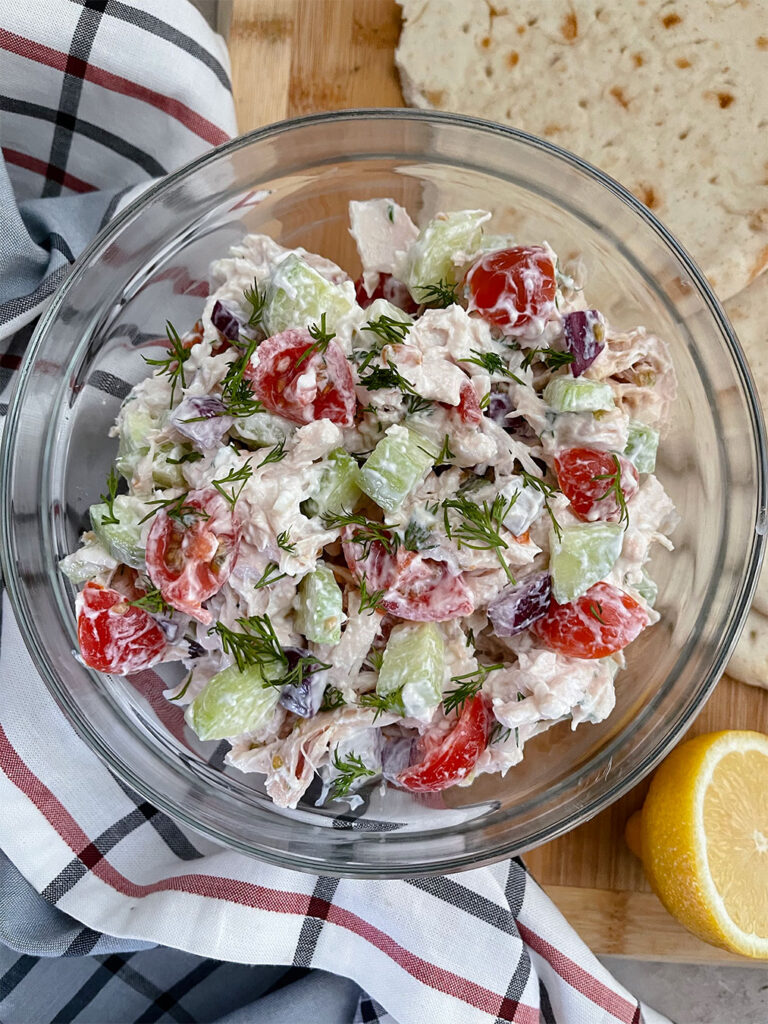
[
  {"x1": 549, "y1": 522, "x2": 623, "y2": 604},
  {"x1": 633, "y1": 569, "x2": 658, "y2": 607},
  {"x1": 89, "y1": 495, "x2": 148, "y2": 569},
  {"x1": 500, "y1": 476, "x2": 544, "y2": 537},
  {"x1": 624, "y1": 420, "x2": 659, "y2": 474},
  {"x1": 115, "y1": 406, "x2": 155, "y2": 480},
  {"x1": 265, "y1": 253, "x2": 357, "y2": 335},
  {"x1": 186, "y1": 663, "x2": 279, "y2": 741},
  {"x1": 152, "y1": 442, "x2": 194, "y2": 489},
  {"x1": 302, "y1": 449, "x2": 362, "y2": 518},
  {"x1": 378, "y1": 623, "x2": 445, "y2": 721},
  {"x1": 543, "y1": 377, "x2": 614, "y2": 413},
  {"x1": 59, "y1": 538, "x2": 118, "y2": 583},
  {"x1": 404, "y1": 210, "x2": 490, "y2": 296},
  {"x1": 359, "y1": 426, "x2": 436, "y2": 513},
  {"x1": 297, "y1": 564, "x2": 344, "y2": 645},
  {"x1": 230, "y1": 411, "x2": 291, "y2": 448}
]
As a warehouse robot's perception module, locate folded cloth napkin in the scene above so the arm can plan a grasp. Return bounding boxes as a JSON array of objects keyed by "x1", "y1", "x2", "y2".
[{"x1": 0, "y1": 4, "x2": 669, "y2": 1022}]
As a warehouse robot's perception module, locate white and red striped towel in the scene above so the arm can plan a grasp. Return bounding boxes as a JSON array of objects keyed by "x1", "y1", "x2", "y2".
[{"x1": 0, "y1": 3, "x2": 669, "y2": 1022}]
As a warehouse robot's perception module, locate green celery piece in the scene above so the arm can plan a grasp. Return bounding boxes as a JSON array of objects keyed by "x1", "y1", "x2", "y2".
[
  {"x1": 404, "y1": 209, "x2": 489, "y2": 296},
  {"x1": 265, "y1": 253, "x2": 357, "y2": 335},
  {"x1": 186, "y1": 663, "x2": 279, "y2": 741},
  {"x1": 550, "y1": 522, "x2": 623, "y2": 604},
  {"x1": 377, "y1": 623, "x2": 445, "y2": 720},
  {"x1": 543, "y1": 377, "x2": 615, "y2": 413},
  {"x1": 115, "y1": 406, "x2": 154, "y2": 480},
  {"x1": 297, "y1": 564, "x2": 344, "y2": 645},
  {"x1": 624, "y1": 420, "x2": 659, "y2": 474},
  {"x1": 359, "y1": 426, "x2": 436, "y2": 514},
  {"x1": 633, "y1": 569, "x2": 658, "y2": 607},
  {"x1": 302, "y1": 449, "x2": 362, "y2": 518},
  {"x1": 90, "y1": 495, "x2": 147, "y2": 569}
]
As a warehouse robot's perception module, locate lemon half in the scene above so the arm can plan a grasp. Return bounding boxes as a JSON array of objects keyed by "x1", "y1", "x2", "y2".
[{"x1": 630, "y1": 730, "x2": 768, "y2": 958}]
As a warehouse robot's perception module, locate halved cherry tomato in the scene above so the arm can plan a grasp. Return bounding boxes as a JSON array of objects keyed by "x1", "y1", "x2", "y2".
[
  {"x1": 77, "y1": 582, "x2": 166, "y2": 674},
  {"x1": 341, "y1": 529, "x2": 474, "y2": 622},
  {"x1": 554, "y1": 448, "x2": 639, "y2": 522},
  {"x1": 465, "y1": 246, "x2": 556, "y2": 334},
  {"x1": 146, "y1": 488, "x2": 240, "y2": 625},
  {"x1": 531, "y1": 582, "x2": 649, "y2": 659},
  {"x1": 354, "y1": 273, "x2": 418, "y2": 314},
  {"x1": 244, "y1": 328, "x2": 356, "y2": 426},
  {"x1": 397, "y1": 695, "x2": 493, "y2": 792}
]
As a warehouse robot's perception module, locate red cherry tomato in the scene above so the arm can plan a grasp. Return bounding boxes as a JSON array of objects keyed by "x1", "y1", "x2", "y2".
[
  {"x1": 354, "y1": 273, "x2": 418, "y2": 315},
  {"x1": 341, "y1": 530, "x2": 474, "y2": 622},
  {"x1": 554, "y1": 448, "x2": 639, "y2": 522},
  {"x1": 146, "y1": 488, "x2": 240, "y2": 625},
  {"x1": 397, "y1": 695, "x2": 493, "y2": 792},
  {"x1": 455, "y1": 379, "x2": 484, "y2": 426},
  {"x1": 465, "y1": 246, "x2": 556, "y2": 334},
  {"x1": 244, "y1": 328, "x2": 356, "y2": 427},
  {"x1": 77, "y1": 582, "x2": 166, "y2": 675},
  {"x1": 531, "y1": 582, "x2": 649, "y2": 659}
]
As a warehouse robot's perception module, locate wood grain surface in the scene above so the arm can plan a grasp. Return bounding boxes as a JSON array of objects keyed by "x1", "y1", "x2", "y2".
[{"x1": 228, "y1": 0, "x2": 768, "y2": 964}]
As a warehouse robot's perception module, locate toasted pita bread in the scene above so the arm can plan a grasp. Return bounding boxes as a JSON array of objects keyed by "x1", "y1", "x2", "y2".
[{"x1": 397, "y1": 0, "x2": 768, "y2": 300}]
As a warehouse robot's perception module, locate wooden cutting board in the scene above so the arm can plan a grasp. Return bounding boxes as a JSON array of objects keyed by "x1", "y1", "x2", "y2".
[{"x1": 228, "y1": 0, "x2": 768, "y2": 964}]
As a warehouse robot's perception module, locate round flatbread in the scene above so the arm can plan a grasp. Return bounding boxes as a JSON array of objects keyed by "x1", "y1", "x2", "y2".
[
  {"x1": 396, "y1": 0, "x2": 768, "y2": 300},
  {"x1": 725, "y1": 270, "x2": 768, "y2": 685}
]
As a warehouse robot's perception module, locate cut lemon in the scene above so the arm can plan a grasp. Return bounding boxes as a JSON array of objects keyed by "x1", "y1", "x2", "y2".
[{"x1": 627, "y1": 730, "x2": 768, "y2": 958}]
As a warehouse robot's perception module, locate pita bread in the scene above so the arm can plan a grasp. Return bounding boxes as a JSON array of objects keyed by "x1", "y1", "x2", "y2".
[
  {"x1": 725, "y1": 271, "x2": 768, "y2": 686},
  {"x1": 396, "y1": 0, "x2": 768, "y2": 300}
]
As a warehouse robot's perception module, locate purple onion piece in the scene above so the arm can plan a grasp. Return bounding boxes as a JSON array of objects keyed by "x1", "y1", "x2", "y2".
[
  {"x1": 487, "y1": 391, "x2": 514, "y2": 427},
  {"x1": 563, "y1": 309, "x2": 606, "y2": 376},
  {"x1": 279, "y1": 648, "x2": 327, "y2": 718},
  {"x1": 381, "y1": 735, "x2": 418, "y2": 782},
  {"x1": 170, "y1": 395, "x2": 234, "y2": 449},
  {"x1": 488, "y1": 572, "x2": 552, "y2": 637},
  {"x1": 210, "y1": 300, "x2": 241, "y2": 342}
]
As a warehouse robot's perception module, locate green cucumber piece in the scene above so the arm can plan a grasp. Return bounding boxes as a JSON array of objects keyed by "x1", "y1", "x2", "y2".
[
  {"x1": 359, "y1": 426, "x2": 436, "y2": 513},
  {"x1": 297, "y1": 564, "x2": 344, "y2": 645},
  {"x1": 186, "y1": 663, "x2": 279, "y2": 741},
  {"x1": 302, "y1": 449, "x2": 362, "y2": 518},
  {"x1": 59, "y1": 539, "x2": 118, "y2": 583},
  {"x1": 549, "y1": 522, "x2": 623, "y2": 604},
  {"x1": 633, "y1": 569, "x2": 658, "y2": 607},
  {"x1": 543, "y1": 377, "x2": 615, "y2": 413},
  {"x1": 152, "y1": 442, "x2": 194, "y2": 489},
  {"x1": 115, "y1": 406, "x2": 155, "y2": 480},
  {"x1": 230, "y1": 411, "x2": 291, "y2": 448},
  {"x1": 377, "y1": 623, "x2": 445, "y2": 720},
  {"x1": 624, "y1": 421, "x2": 659, "y2": 474},
  {"x1": 265, "y1": 253, "x2": 357, "y2": 335},
  {"x1": 404, "y1": 210, "x2": 489, "y2": 296},
  {"x1": 90, "y1": 495, "x2": 148, "y2": 569}
]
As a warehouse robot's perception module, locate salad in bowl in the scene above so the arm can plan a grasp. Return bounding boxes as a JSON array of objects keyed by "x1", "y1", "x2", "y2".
[{"x1": 62, "y1": 199, "x2": 677, "y2": 809}]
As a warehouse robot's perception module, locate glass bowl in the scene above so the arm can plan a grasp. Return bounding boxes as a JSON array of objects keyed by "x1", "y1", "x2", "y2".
[{"x1": 2, "y1": 110, "x2": 765, "y2": 877}]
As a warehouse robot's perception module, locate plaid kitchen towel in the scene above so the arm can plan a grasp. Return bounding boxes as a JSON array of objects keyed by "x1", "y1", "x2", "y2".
[{"x1": 0, "y1": 3, "x2": 671, "y2": 1022}]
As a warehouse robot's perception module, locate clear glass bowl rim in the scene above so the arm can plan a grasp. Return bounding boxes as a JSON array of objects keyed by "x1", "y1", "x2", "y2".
[{"x1": 2, "y1": 108, "x2": 766, "y2": 876}]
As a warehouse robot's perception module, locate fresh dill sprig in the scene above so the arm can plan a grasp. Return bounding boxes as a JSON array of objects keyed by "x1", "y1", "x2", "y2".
[
  {"x1": 276, "y1": 529, "x2": 296, "y2": 554},
  {"x1": 361, "y1": 314, "x2": 411, "y2": 347},
  {"x1": 139, "y1": 492, "x2": 210, "y2": 525},
  {"x1": 358, "y1": 574, "x2": 385, "y2": 615},
  {"x1": 272, "y1": 652, "x2": 331, "y2": 692},
  {"x1": 220, "y1": 340, "x2": 265, "y2": 418},
  {"x1": 465, "y1": 626, "x2": 476, "y2": 648},
  {"x1": 489, "y1": 720, "x2": 513, "y2": 745},
  {"x1": 416, "y1": 279, "x2": 459, "y2": 308},
  {"x1": 98, "y1": 466, "x2": 121, "y2": 525},
  {"x1": 519, "y1": 470, "x2": 563, "y2": 542},
  {"x1": 212, "y1": 461, "x2": 252, "y2": 509},
  {"x1": 330, "y1": 750, "x2": 377, "y2": 798},
  {"x1": 435, "y1": 434, "x2": 455, "y2": 464},
  {"x1": 143, "y1": 321, "x2": 191, "y2": 407},
  {"x1": 169, "y1": 671, "x2": 193, "y2": 702},
  {"x1": 129, "y1": 585, "x2": 172, "y2": 616},
  {"x1": 442, "y1": 493, "x2": 517, "y2": 583},
  {"x1": 294, "y1": 313, "x2": 336, "y2": 369},
  {"x1": 364, "y1": 648, "x2": 385, "y2": 673},
  {"x1": 403, "y1": 518, "x2": 436, "y2": 552},
  {"x1": 320, "y1": 510, "x2": 399, "y2": 557},
  {"x1": 257, "y1": 438, "x2": 287, "y2": 467},
  {"x1": 403, "y1": 394, "x2": 433, "y2": 415},
  {"x1": 520, "y1": 347, "x2": 574, "y2": 371},
  {"x1": 211, "y1": 613, "x2": 284, "y2": 674},
  {"x1": 253, "y1": 561, "x2": 288, "y2": 590},
  {"x1": 358, "y1": 364, "x2": 418, "y2": 396},
  {"x1": 588, "y1": 599, "x2": 606, "y2": 624},
  {"x1": 359, "y1": 688, "x2": 403, "y2": 722},
  {"x1": 443, "y1": 662, "x2": 504, "y2": 715},
  {"x1": 460, "y1": 349, "x2": 523, "y2": 383},
  {"x1": 591, "y1": 453, "x2": 630, "y2": 529},
  {"x1": 165, "y1": 450, "x2": 203, "y2": 465},
  {"x1": 479, "y1": 391, "x2": 491, "y2": 411},
  {"x1": 319, "y1": 686, "x2": 346, "y2": 712},
  {"x1": 243, "y1": 280, "x2": 267, "y2": 332}
]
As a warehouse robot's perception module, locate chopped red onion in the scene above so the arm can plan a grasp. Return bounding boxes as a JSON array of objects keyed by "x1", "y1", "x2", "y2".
[
  {"x1": 487, "y1": 392, "x2": 514, "y2": 427},
  {"x1": 563, "y1": 310, "x2": 606, "y2": 376},
  {"x1": 210, "y1": 300, "x2": 241, "y2": 342},
  {"x1": 381, "y1": 735, "x2": 418, "y2": 781},
  {"x1": 170, "y1": 395, "x2": 233, "y2": 449},
  {"x1": 488, "y1": 572, "x2": 552, "y2": 637},
  {"x1": 279, "y1": 648, "x2": 327, "y2": 718}
]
